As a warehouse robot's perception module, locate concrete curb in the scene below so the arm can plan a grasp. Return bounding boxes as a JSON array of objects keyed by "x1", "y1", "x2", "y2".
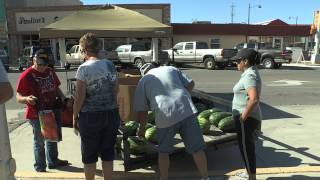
[{"x1": 15, "y1": 166, "x2": 320, "y2": 180}]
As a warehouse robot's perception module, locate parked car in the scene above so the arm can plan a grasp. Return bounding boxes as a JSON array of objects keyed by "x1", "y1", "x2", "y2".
[
  {"x1": 234, "y1": 42, "x2": 292, "y2": 69},
  {"x1": 164, "y1": 41, "x2": 238, "y2": 70},
  {"x1": 65, "y1": 45, "x2": 119, "y2": 69},
  {"x1": 0, "y1": 49, "x2": 9, "y2": 71},
  {"x1": 18, "y1": 46, "x2": 55, "y2": 71},
  {"x1": 115, "y1": 44, "x2": 169, "y2": 68}
]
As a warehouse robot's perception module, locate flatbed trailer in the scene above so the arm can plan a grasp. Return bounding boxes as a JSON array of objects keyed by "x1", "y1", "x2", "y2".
[
  {"x1": 67, "y1": 78, "x2": 237, "y2": 172},
  {"x1": 118, "y1": 89, "x2": 237, "y2": 171}
]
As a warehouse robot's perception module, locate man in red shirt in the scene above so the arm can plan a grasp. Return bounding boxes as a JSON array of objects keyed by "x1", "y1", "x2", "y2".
[{"x1": 16, "y1": 49, "x2": 68, "y2": 172}]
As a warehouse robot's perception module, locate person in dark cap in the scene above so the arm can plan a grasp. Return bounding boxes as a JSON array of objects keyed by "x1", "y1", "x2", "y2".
[
  {"x1": 134, "y1": 63, "x2": 210, "y2": 180},
  {"x1": 231, "y1": 48, "x2": 262, "y2": 180},
  {"x1": 16, "y1": 48, "x2": 69, "y2": 172}
]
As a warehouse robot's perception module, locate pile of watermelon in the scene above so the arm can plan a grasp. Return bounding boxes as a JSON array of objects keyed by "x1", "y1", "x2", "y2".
[
  {"x1": 196, "y1": 104, "x2": 236, "y2": 133},
  {"x1": 122, "y1": 111, "x2": 157, "y2": 154}
]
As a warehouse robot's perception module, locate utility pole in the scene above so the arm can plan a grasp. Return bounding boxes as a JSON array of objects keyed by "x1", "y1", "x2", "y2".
[{"x1": 231, "y1": 2, "x2": 235, "y2": 23}]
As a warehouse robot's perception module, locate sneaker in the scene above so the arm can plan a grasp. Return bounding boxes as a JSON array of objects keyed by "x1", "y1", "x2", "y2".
[
  {"x1": 234, "y1": 171, "x2": 249, "y2": 180},
  {"x1": 35, "y1": 169, "x2": 46, "y2": 172},
  {"x1": 48, "y1": 159, "x2": 69, "y2": 169}
]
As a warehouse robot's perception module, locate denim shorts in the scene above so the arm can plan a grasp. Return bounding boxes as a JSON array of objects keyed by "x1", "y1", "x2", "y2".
[
  {"x1": 78, "y1": 109, "x2": 120, "y2": 164},
  {"x1": 156, "y1": 114, "x2": 205, "y2": 154}
]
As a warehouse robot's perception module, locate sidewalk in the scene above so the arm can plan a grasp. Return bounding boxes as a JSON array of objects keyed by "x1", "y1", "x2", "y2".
[{"x1": 10, "y1": 105, "x2": 320, "y2": 179}]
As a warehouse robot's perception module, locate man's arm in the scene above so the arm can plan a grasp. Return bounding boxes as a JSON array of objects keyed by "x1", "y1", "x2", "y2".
[
  {"x1": 72, "y1": 79, "x2": 86, "y2": 129},
  {"x1": 136, "y1": 111, "x2": 148, "y2": 138},
  {"x1": 0, "y1": 82, "x2": 13, "y2": 104}
]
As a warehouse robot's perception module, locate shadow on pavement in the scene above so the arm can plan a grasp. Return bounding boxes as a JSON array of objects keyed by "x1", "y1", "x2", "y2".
[
  {"x1": 280, "y1": 66, "x2": 317, "y2": 71},
  {"x1": 259, "y1": 135, "x2": 320, "y2": 164},
  {"x1": 260, "y1": 103, "x2": 300, "y2": 120},
  {"x1": 207, "y1": 92, "x2": 300, "y2": 120},
  {"x1": 267, "y1": 175, "x2": 320, "y2": 180}
]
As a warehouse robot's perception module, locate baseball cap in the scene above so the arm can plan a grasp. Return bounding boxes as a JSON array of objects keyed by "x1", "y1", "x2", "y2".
[
  {"x1": 140, "y1": 63, "x2": 156, "y2": 76},
  {"x1": 232, "y1": 48, "x2": 258, "y2": 62},
  {"x1": 34, "y1": 49, "x2": 49, "y2": 65}
]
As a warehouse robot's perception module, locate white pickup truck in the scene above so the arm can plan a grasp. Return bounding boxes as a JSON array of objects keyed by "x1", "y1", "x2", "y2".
[
  {"x1": 165, "y1": 41, "x2": 238, "y2": 70},
  {"x1": 115, "y1": 44, "x2": 169, "y2": 68},
  {"x1": 65, "y1": 45, "x2": 118, "y2": 69}
]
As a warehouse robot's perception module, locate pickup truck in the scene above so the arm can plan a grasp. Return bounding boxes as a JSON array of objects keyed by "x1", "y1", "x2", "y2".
[
  {"x1": 65, "y1": 45, "x2": 118, "y2": 69},
  {"x1": 234, "y1": 42, "x2": 292, "y2": 69},
  {"x1": 115, "y1": 44, "x2": 169, "y2": 69},
  {"x1": 164, "y1": 41, "x2": 238, "y2": 70}
]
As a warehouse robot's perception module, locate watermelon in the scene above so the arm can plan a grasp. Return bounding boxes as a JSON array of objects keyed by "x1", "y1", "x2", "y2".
[
  {"x1": 197, "y1": 108, "x2": 222, "y2": 119},
  {"x1": 218, "y1": 116, "x2": 235, "y2": 132},
  {"x1": 123, "y1": 121, "x2": 139, "y2": 136},
  {"x1": 145, "y1": 126, "x2": 157, "y2": 143},
  {"x1": 197, "y1": 117, "x2": 211, "y2": 134},
  {"x1": 147, "y1": 111, "x2": 155, "y2": 123},
  {"x1": 145, "y1": 123, "x2": 153, "y2": 130},
  {"x1": 209, "y1": 112, "x2": 232, "y2": 126},
  {"x1": 127, "y1": 136, "x2": 148, "y2": 154},
  {"x1": 194, "y1": 103, "x2": 207, "y2": 113}
]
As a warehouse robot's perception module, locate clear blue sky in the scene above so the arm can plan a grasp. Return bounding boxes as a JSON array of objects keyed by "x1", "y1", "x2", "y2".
[{"x1": 82, "y1": 0, "x2": 319, "y2": 24}]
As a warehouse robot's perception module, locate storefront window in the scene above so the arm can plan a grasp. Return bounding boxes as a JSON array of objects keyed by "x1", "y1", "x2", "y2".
[
  {"x1": 210, "y1": 38, "x2": 220, "y2": 49},
  {"x1": 22, "y1": 34, "x2": 39, "y2": 47}
]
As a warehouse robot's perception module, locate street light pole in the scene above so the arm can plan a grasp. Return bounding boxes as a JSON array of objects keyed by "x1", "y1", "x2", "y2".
[
  {"x1": 289, "y1": 16, "x2": 298, "y2": 46},
  {"x1": 248, "y1": 3, "x2": 262, "y2": 24}
]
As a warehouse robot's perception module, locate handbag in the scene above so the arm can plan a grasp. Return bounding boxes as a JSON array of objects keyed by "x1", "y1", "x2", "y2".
[
  {"x1": 38, "y1": 110, "x2": 59, "y2": 142},
  {"x1": 61, "y1": 99, "x2": 73, "y2": 128}
]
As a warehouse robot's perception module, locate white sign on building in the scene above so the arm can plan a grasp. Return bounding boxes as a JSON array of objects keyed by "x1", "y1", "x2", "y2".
[{"x1": 15, "y1": 11, "x2": 74, "y2": 32}]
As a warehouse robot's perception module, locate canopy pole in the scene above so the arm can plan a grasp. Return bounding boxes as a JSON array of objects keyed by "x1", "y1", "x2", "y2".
[
  {"x1": 50, "y1": 39, "x2": 58, "y2": 64},
  {"x1": 58, "y1": 38, "x2": 67, "y2": 68},
  {"x1": 152, "y1": 38, "x2": 158, "y2": 63},
  {"x1": 0, "y1": 104, "x2": 16, "y2": 180}
]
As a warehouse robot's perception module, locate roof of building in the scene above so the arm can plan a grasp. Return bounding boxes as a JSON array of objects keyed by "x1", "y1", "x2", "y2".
[{"x1": 172, "y1": 19, "x2": 311, "y2": 36}]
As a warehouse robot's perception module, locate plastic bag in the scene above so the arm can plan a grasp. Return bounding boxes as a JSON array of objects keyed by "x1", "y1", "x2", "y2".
[{"x1": 39, "y1": 110, "x2": 59, "y2": 142}]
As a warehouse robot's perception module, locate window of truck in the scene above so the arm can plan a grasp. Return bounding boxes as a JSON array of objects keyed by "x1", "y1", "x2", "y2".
[
  {"x1": 173, "y1": 43, "x2": 183, "y2": 50},
  {"x1": 185, "y1": 43, "x2": 193, "y2": 50}
]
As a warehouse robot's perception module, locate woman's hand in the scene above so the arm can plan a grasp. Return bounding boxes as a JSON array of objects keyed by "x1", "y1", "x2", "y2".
[{"x1": 73, "y1": 115, "x2": 79, "y2": 135}]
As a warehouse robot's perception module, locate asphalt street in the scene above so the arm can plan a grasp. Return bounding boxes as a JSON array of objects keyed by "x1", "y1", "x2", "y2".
[{"x1": 4, "y1": 64, "x2": 320, "y2": 126}]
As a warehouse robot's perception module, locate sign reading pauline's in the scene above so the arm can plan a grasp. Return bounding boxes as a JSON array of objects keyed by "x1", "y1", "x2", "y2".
[{"x1": 18, "y1": 17, "x2": 45, "y2": 24}]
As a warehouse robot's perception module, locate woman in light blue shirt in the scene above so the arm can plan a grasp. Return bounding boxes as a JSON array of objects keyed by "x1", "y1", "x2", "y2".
[{"x1": 232, "y1": 48, "x2": 262, "y2": 180}]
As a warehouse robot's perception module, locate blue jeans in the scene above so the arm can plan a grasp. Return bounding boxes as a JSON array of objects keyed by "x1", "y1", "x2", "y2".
[{"x1": 28, "y1": 109, "x2": 62, "y2": 171}]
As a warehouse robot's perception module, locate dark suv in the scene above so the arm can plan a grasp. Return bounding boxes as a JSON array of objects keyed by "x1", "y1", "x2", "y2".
[{"x1": 18, "y1": 46, "x2": 55, "y2": 71}]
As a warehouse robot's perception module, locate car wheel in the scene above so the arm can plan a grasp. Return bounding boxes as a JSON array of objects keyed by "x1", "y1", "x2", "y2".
[
  {"x1": 134, "y1": 58, "x2": 144, "y2": 69},
  {"x1": 204, "y1": 57, "x2": 216, "y2": 70},
  {"x1": 262, "y1": 58, "x2": 274, "y2": 69},
  {"x1": 18, "y1": 66, "x2": 23, "y2": 72}
]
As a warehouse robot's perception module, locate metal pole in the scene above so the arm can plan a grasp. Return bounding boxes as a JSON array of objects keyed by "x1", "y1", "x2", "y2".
[
  {"x1": 0, "y1": 104, "x2": 16, "y2": 180},
  {"x1": 248, "y1": 3, "x2": 251, "y2": 24}
]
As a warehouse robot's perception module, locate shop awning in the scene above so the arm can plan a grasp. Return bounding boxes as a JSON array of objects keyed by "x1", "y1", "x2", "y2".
[{"x1": 39, "y1": 6, "x2": 172, "y2": 39}]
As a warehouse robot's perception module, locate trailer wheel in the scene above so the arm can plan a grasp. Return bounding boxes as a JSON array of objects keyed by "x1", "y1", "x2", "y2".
[
  {"x1": 134, "y1": 58, "x2": 144, "y2": 69},
  {"x1": 274, "y1": 63, "x2": 282, "y2": 69},
  {"x1": 64, "y1": 63, "x2": 71, "y2": 70},
  {"x1": 262, "y1": 58, "x2": 274, "y2": 69},
  {"x1": 204, "y1": 57, "x2": 216, "y2": 70}
]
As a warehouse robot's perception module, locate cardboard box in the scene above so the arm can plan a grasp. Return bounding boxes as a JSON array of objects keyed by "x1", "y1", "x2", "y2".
[
  {"x1": 118, "y1": 69, "x2": 141, "y2": 78},
  {"x1": 117, "y1": 77, "x2": 141, "y2": 123}
]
